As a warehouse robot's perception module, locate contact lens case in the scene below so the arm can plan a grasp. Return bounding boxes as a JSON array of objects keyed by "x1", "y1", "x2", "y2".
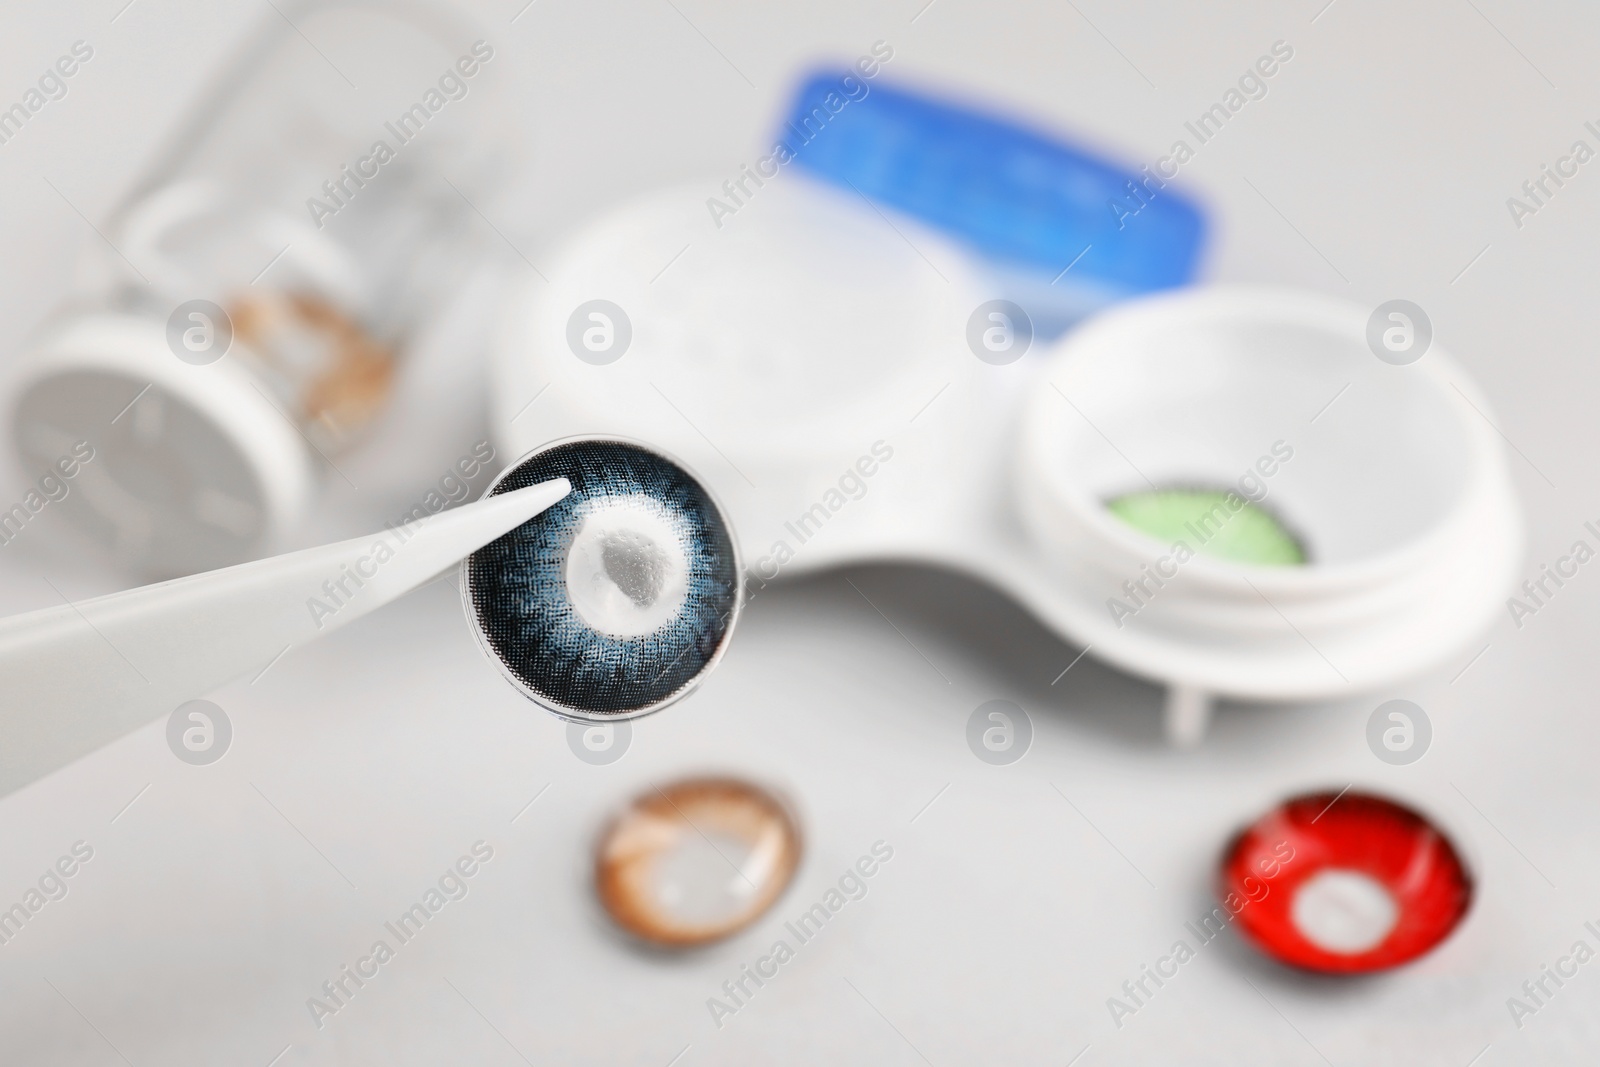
[{"x1": 491, "y1": 176, "x2": 1522, "y2": 741}]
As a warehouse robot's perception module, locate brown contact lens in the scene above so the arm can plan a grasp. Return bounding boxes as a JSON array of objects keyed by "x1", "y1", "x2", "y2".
[
  {"x1": 230, "y1": 290, "x2": 394, "y2": 445},
  {"x1": 596, "y1": 778, "x2": 800, "y2": 947}
]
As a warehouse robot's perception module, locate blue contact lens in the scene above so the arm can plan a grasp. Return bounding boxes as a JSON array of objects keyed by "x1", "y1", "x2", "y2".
[{"x1": 464, "y1": 438, "x2": 741, "y2": 721}]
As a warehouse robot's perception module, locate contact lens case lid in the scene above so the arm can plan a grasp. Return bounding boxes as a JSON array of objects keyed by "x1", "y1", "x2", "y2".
[{"x1": 783, "y1": 72, "x2": 1207, "y2": 295}]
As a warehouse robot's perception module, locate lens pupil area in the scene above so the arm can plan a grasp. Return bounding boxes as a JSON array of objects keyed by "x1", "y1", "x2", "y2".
[
  {"x1": 1291, "y1": 868, "x2": 1399, "y2": 954},
  {"x1": 601, "y1": 530, "x2": 670, "y2": 606},
  {"x1": 563, "y1": 497, "x2": 690, "y2": 638}
]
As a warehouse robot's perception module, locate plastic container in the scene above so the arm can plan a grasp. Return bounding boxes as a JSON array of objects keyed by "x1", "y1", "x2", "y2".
[
  {"x1": 494, "y1": 170, "x2": 1521, "y2": 741},
  {"x1": 5, "y1": 0, "x2": 518, "y2": 577}
]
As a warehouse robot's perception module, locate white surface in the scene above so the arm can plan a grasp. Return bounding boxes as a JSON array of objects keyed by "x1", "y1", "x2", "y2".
[{"x1": 0, "y1": 1, "x2": 1597, "y2": 1065}]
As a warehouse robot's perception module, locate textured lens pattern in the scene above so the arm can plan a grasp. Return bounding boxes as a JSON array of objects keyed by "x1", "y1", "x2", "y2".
[
  {"x1": 468, "y1": 440, "x2": 739, "y2": 718},
  {"x1": 1219, "y1": 791, "x2": 1472, "y2": 973}
]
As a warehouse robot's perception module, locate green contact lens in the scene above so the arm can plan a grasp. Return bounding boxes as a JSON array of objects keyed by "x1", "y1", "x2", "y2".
[{"x1": 1108, "y1": 489, "x2": 1306, "y2": 566}]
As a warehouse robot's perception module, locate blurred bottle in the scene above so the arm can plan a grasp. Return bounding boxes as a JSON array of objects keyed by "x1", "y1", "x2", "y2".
[{"x1": 5, "y1": 0, "x2": 522, "y2": 577}]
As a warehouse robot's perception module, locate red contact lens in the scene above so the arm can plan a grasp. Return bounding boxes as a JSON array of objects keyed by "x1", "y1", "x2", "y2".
[{"x1": 1219, "y1": 791, "x2": 1472, "y2": 973}]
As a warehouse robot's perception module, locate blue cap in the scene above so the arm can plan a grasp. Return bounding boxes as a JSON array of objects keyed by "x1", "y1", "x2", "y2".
[{"x1": 779, "y1": 73, "x2": 1206, "y2": 298}]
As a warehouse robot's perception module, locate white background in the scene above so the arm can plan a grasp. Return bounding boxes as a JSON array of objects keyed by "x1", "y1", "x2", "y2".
[{"x1": 0, "y1": 0, "x2": 1596, "y2": 1063}]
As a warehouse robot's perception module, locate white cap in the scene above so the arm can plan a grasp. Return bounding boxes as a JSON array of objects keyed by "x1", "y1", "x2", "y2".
[{"x1": 5, "y1": 311, "x2": 317, "y2": 577}]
